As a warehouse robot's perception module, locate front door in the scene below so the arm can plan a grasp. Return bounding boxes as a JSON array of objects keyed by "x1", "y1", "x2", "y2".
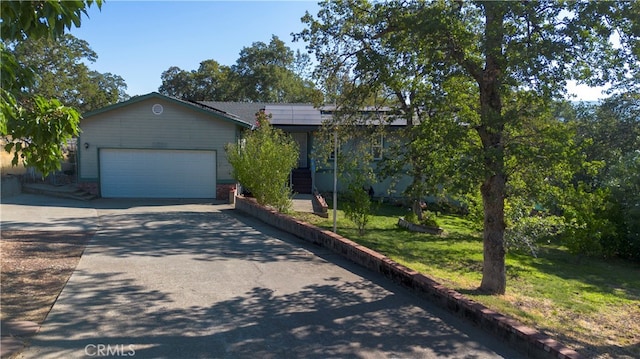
[{"x1": 291, "y1": 133, "x2": 308, "y2": 168}]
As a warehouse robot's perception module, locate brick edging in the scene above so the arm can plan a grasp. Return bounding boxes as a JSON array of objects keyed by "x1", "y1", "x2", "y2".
[{"x1": 235, "y1": 196, "x2": 581, "y2": 359}]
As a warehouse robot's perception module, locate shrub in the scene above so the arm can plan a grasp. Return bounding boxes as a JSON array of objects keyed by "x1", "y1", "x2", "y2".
[
  {"x1": 226, "y1": 111, "x2": 298, "y2": 213},
  {"x1": 559, "y1": 185, "x2": 616, "y2": 258},
  {"x1": 343, "y1": 183, "x2": 372, "y2": 236}
]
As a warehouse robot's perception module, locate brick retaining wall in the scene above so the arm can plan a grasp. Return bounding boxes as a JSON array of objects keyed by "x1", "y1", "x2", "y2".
[{"x1": 235, "y1": 195, "x2": 581, "y2": 359}]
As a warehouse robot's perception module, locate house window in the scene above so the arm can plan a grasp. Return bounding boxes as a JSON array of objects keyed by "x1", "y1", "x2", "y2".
[{"x1": 371, "y1": 134, "x2": 383, "y2": 160}]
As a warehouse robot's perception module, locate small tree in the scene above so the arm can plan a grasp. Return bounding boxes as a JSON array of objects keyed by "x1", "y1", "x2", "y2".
[{"x1": 226, "y1": 111, "x2": 298, "y2": 212}]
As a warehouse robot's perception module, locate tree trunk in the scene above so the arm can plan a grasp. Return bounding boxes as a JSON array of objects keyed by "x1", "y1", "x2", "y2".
[
  {"x1": 412, "y1": 200, "x2": 424, "y2": 221},
  {"x1": 480, "y1": 173, "x2": 507, "y2": 294},
  {"x1": 477, "y1": 2, "x2": 507, "y2": 294}
]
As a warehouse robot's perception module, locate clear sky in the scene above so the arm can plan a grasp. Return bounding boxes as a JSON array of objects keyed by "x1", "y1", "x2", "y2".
[
  {"x1": 70, "y1": 0, "x2": 607, "y2": 101},
  {"x1": 70, "y1": 1, "x2": 320, "y2": 97}
]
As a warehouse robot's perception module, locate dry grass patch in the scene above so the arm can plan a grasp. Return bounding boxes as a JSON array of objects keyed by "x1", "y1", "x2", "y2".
[{"x1": 1, "y1": 231, "x2": 93, "y2": 323}]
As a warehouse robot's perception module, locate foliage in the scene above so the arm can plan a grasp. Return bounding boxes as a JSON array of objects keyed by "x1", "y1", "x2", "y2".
[
  {"x1": 3, "y1": 96, "x2": 80, "y2": 174},
  {"x1": 1, "y1": 0, "x2": 102, "y2": 177},
  {"x1": 558, "y1": 185, "x2": 616, "y2": 258},
  {"x1": 159, "y1": 60, "x2": 235, "y2": 102},
  {"x1": 342, "y1": 184, "x2": 372, "y2": 236},
  {"x1": 297, "y1": 0, "x2": 639, "y2": 294},
  {"x1": 225, "y1": 111, "x2": 298, "y2": 213},
  {"x1": 404, "y1": 208, "x2": 439, "y2": 229},
  {"x1": 231, "y1": 35, "x2": 321, "y2": 103},
  {"x1": 0, "y1": 0, "x2": 102, "y2": 41},
  {"x1": 294, "y1": 205, "x2": 640, "y2": 359},
  {"x1": 606, "y1": 151, "x2": 640, "y2": 260},
  {"x1": 504, "y1": 198, "x2": 565, "y2": 258},
  {"x1": 567, "y1": 94, "x2": 640, "y2": 260},
  {"x1": 8, "y1": 34, "x2": 129, "y2": 113},
  {"x1": 160, "y1": 36, "x2": 321, "y2": 103}
]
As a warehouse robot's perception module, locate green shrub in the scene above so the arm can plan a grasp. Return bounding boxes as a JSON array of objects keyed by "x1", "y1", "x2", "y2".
[
  {"x1": 559, "y1": 185, "x2": 616, "y2": 258},
  {"x1": 343, "y1": 184, "x2": 372, "y2": 236},
  {"x1": 404, "y1": 207, "x2": 440, "y2": 228},
  {"x1": 226, "y1": 111, "x2": 298, "y2": 213}
]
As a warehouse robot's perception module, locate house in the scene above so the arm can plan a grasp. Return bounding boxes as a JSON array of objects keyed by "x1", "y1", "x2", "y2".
[
  {"x1": 200, "y1": 101, "x2": 322, "y2": 194},
  {"x1": 199, "y1": 101, "x2": 410, "y2": 197},
  {"x1": 77, "y1": 92, "x2": 250, "y2": 199},
  {"x1": 78, "y1": 92, "x2": 409, "y2": 199}
]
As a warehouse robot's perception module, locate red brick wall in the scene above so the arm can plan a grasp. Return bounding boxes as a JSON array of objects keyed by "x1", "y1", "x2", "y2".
[
  {"x1": 234, "y1": 196, "x2": 581, "y2": 359},
  {"x1": 216, "y1": 183, "x2": 236, "y2": 202}
]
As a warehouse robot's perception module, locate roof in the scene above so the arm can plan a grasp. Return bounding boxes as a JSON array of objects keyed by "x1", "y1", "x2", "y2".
[
  {"x1": 198, "y1": 102, "x2": 267, "y2": 126},
  {"x1": 199, "y1": 102, "x2": 324, "y2": 126},
  {"x1": 200, "y1": 101, "x2": 407, "y2": 127},
  {"x1": 82, "y1": 92, "x2": 252, "y2": 128}
]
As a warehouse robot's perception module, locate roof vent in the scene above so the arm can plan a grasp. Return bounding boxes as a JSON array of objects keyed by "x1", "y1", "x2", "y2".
[{"x1": 152, "y1": 104, "x2": 163, "y2": 115}]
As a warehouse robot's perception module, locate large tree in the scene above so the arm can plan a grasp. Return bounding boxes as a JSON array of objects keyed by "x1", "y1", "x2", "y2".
[
  {"x1": 570, "y1": 94, "x2": 640, "y2": 260},
  {"x1": 298, "y1": 0, "x2": 639, "y2": 294},
  {"x1": 159, "y1": 60, "x2": 235, "y2": 102},
  {"x1": 9, "y1": 33, "x2": 129, "y2": 113},
  {"x1": 1, "y1": 0, "x2": 103, "y2": 176},
  {"x1": 159, "y1": 35, "x2": 321, "y2": 103}
]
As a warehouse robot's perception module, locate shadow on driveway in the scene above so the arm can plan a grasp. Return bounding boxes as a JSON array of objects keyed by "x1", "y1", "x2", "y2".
[{"x1": 17, "y1": 198, "x2": 522, "y2": 358}]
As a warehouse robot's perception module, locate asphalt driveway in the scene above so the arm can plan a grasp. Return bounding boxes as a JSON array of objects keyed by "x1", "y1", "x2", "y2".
[{"x1": 6, "y1": 195, "x2": 522, "y2": 358}]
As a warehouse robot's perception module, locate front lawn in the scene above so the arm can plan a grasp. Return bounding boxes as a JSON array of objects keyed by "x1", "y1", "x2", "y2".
[{"x1": 294, "y1": 203, "x2": 640, "y2": 359}]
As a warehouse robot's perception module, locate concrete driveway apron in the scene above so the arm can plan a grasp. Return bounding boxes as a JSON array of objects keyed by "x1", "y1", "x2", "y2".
[{"x1": 20, "y1": 199, "x2": 522, "y2": 359}]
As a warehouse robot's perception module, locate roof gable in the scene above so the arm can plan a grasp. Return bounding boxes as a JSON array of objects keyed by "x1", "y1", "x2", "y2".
[{"x1": 83, "y1": 92, "x2": 252, "y2": 128}]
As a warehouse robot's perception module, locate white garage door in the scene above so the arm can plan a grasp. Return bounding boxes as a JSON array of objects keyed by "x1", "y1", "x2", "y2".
[{"x1": 100, "y1": 149, "x2": 216, "y2": 198}]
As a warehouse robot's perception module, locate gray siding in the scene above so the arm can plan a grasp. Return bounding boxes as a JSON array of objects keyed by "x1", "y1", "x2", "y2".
[{"x1": 79, "y1": 98, "x2": 238, "y2": 181}]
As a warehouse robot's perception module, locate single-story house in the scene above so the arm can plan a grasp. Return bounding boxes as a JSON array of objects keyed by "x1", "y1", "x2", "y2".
[
  {"x1": 77, "y1": 92, "x2": 250, "y2": 198},
  {"x1": 78, "y1": 92, "x2": 410, "y2": 199}
]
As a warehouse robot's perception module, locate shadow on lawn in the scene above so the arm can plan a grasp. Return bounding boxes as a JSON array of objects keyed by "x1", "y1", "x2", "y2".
[{"x1": 509, "y1": 246, "x2": 640, "y2": 301}]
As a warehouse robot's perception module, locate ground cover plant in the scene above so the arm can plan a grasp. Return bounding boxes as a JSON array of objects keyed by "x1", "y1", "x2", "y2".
[{"x1": 294, "y1": 203, "x2": 640, "y2": 359}]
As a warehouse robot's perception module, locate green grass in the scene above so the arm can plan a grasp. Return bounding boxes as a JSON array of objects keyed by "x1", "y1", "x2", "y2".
[{"x1": 294, "y1": 203, "x2": 640, "y2": 358}]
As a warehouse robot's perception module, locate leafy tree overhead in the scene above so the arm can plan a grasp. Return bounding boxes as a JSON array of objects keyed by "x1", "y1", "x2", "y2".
[
  {"x1": 0, "y1": 0, "x2": 102, "y2": 41},
  {"x1": 298, "y1": 0, "x2": 640, "y2": 294},
  {"x1": 1, "y1": 0, "x2": 103, "y2": 176},
  {"x1": 9, "y1": 34, "x2": 129, "y2": 113},
  {"x1": 159, "y1": 60, "x2": 235, "y2": 102},
  {"x1": 160, "y1": 35, "x2": 321, "y2": 103},
  {"x1": 232, "y1": 35, "x2": 319, "y2": 102}
]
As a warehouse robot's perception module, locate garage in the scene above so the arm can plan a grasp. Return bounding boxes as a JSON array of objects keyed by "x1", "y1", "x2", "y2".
[{"x1": 100, "y1": 148, "x2": 216, "y2": 198}]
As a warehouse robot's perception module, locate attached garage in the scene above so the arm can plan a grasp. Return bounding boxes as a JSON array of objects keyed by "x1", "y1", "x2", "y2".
[
  {"x1": 77, "y1": 93, "x2": 251, "y2": 199},
  {"x1": 100, "y1": 149, "x2": 216, "y2": 198}
]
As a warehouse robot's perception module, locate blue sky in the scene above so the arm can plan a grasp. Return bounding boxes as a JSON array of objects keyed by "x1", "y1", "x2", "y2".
[
  {"x1": 70, "y1": 1, "x2": 320, "y2": 96},
  {"x1": 70, "y1": 1, "x2": 606, "y2": 101}
]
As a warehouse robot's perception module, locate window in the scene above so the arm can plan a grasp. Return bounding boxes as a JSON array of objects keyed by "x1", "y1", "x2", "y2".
[{"x1": 371, "y1": 134, "x2": 384, "y2": 160}]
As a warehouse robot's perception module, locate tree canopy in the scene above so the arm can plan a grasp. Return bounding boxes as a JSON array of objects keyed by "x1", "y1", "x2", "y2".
[
  {"x1": 297, "y1": 0, "x2": 640, "y2": 294},
  {"x1": 1, "y1": 0, "x2": 103, "y2": 176},
  {"x1": 159, "y1": 35, "x2": 321, "y2": 103},
  {"x1": 8, "y1": 33, "x2": 129, "y2": 113}
]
